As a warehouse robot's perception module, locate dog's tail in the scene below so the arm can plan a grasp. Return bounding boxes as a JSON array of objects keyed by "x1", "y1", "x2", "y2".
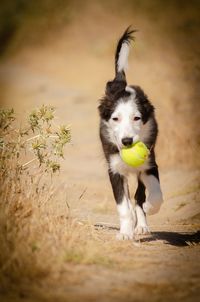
[{"x1": 115, "y1": 26, "x2": 136, "y2": 81}]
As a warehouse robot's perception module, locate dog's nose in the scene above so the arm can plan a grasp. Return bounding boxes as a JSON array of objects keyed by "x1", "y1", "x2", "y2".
[{"x1": 122, "y1": 137, "x2": 133, "y2": 147}]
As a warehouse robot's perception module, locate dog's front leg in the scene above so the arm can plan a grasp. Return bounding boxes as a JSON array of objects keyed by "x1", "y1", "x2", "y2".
[
  {"x1": 109, "y1": 171, "x2": 136, "y2": 240},
  {"x1": 141, "y1": 167, "x2": 163, "y2": 215}
]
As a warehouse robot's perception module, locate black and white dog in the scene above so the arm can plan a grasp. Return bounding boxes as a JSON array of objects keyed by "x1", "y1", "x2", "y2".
[{"x1": 98, "y1": 28, "x2": 163, "y2": 240}]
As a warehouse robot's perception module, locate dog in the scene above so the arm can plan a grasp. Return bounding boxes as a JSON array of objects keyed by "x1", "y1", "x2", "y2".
[{"x1": 98, "y1": 27, "x2": 163, "y2": 240}]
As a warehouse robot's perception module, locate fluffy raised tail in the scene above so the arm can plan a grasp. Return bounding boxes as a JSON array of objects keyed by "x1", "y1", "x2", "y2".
[{"x1": 115, "y1": 27, "x2": 136, "y2": 80}]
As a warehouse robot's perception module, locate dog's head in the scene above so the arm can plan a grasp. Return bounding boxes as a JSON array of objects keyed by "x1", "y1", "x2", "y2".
[{"x1": 98, "y1": 80, "x2": 154, "y2": 149}]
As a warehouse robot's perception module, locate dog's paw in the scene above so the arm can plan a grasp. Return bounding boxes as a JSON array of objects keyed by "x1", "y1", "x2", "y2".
[
  {"x1": 135, "y1": 225, "x2": 150, "y2": 235},
  {"x1": 143, "y1": 199, "x2": 163, "y2": 215},
  {"x1": 116, "y1": 232, "x2": 134, "y2": 240}
]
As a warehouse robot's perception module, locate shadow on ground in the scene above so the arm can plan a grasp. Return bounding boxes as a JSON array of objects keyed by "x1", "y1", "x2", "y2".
[
  {"x1": 150, "y1": 231, "x2": 200, "y2": 247},
  {"x1": 95, "y1": 224, "x2": 200, "y2": 247}
]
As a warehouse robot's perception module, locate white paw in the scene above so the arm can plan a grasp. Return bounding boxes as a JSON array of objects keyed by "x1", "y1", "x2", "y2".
[
  {"x1": 116, "y1": 232, "x2": 134, "y2": 240},
  {"x1": 135, "y1": 225, "x2": 150, "y2": 235},
  {"x1": 143, "y1": 199, "x2": 162, "y2": 215},
  {"x1": 118, "y1": 215, "x2": 135, "y2": 241}
]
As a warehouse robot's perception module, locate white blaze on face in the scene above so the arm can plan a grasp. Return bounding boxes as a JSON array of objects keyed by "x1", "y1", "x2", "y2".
[{"x1": 107, "y1": 94, "x2": 142, "y2": 149}]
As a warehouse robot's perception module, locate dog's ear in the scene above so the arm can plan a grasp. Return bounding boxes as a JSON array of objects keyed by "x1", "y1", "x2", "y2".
[
  {"x1": 134, "y1": 86, "x2": 154, "y2": 123},
  {"x1": 98, "y1": 78, "x2": 129, "y2": 121},
  {"x1": 105, "y1": 79, "x2": 127, "y2": 101},
  {"x1": 98, "y1": 98, "x2": 113, "y2": 121},
  {"x1": 142, "y1": 101, "x2": 154, "y2": 123}
]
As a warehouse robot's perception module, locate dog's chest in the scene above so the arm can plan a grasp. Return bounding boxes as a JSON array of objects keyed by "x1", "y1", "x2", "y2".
[{"x1": 109, "y1": 153, "x2": 136, "y2": 175}]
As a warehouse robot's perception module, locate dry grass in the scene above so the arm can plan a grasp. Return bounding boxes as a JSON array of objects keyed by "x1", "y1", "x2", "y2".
[
  {"x1": 0, "y1": 173, "x2": 142, "y2": 294},
  {"x1": 0, "y1": 158, "x2": 128, "y2": 293},
  {"x1": 0, "y1": 107, "x2": 74, "y2": 289},
  {"x1": 0, "y1": 107, "x2": 148, "y2": 298}
]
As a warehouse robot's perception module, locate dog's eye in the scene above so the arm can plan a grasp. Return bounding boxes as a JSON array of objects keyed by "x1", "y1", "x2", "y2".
[
  {"x1": 112, "y1": 117, "x2": 119, "y2": 121},
  {"x1": 134, "y1": 116, "x2": 141, "y2": 121}
]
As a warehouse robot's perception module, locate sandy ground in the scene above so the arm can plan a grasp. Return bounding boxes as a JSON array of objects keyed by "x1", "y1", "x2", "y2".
[{"x1": 0, "y1": 15, "x2": 200, "y2": 301}]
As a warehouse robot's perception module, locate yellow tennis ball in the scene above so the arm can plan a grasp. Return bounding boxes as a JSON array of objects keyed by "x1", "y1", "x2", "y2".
[{"x1": 120, "y1": 141, "x2": 150, "y2": 167}]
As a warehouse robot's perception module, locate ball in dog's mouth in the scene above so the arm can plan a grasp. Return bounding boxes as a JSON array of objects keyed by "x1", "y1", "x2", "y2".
[{"x1": 120, "y1": 141, "x2": 150, "y2": 167}]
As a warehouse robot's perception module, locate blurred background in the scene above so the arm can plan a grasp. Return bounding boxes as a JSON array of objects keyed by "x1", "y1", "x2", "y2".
[{"x1": 0, "y1": 0, "x2": 200, "y2": 171}]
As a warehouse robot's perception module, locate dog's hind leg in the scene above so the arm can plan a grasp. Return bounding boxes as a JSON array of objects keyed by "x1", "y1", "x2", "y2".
[
  {"x1": 141, "y1": 167, "x2": 163, "y2": 215},
  {"x1": 109, "y1": 171, "x2": 136, "y2": 240},
  {"x1": 134, "y1": 178, "x2": 150, "y2": 234}
]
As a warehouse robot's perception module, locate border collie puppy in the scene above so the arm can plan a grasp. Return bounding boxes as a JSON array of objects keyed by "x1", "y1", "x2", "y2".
[{"x1": 98, "y1": 27, "x2": 163, "y2": 240}]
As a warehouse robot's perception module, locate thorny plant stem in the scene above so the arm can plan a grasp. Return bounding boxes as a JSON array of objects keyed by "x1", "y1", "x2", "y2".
[
  {"x1": 22, "y1": 158, "x2": 37, "y2": 168},
  {"x1": 24, "y1": 134, "x2": 58, "y2": 144},
  {"x1": 24, "y1": 134, "x2": 40, "y2": 143}
]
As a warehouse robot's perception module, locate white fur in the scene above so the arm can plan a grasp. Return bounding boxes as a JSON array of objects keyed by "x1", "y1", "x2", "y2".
[
  {"x1": 117, "y1": 42, "x2": 130, "y2": 72},
  {"x1": 141, "y1": 173, "x2": 163, "y2": 215},
  {"x1": 116, "y1": 192, "x2": 135, "y2": 240},
  {"x1": 125, "y1": 85, "x2": 136, "y2": 95},
  {"x1": 116, "y1": 177, "x2": 136, "y2": 240},
  {"x1": 107, "y1": 94, "x2": 142, "y2": 149},
  {"x1": 109, "y1": 153, "x2": 133, "y2": 176},
  {"x1": 135, "y1": 205, "x2": 150, "y2": 234},
  {"x1": 139, "y1": 118, "x2": 154, "y2": 143}
]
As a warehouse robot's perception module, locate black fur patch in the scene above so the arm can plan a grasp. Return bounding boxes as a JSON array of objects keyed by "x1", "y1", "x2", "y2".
[
  {"x1": 98, "y1": 80, "x2": 130, "y2": 121},
  {"x1": 132, "y1": 85, "x2": 155, "y2": 124},
  {"x1": 109, "y1": 171, "x2": 125, "y2": 204},
  {"x1": 146, "y1": 166, "x2": 160, "y2": 181},
  {"x1": 106, "y1": 80, "x2": 128, "y2": 101},
  {"x1": 134, "y1": 178, "x2": 146, "y2": 207}
]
